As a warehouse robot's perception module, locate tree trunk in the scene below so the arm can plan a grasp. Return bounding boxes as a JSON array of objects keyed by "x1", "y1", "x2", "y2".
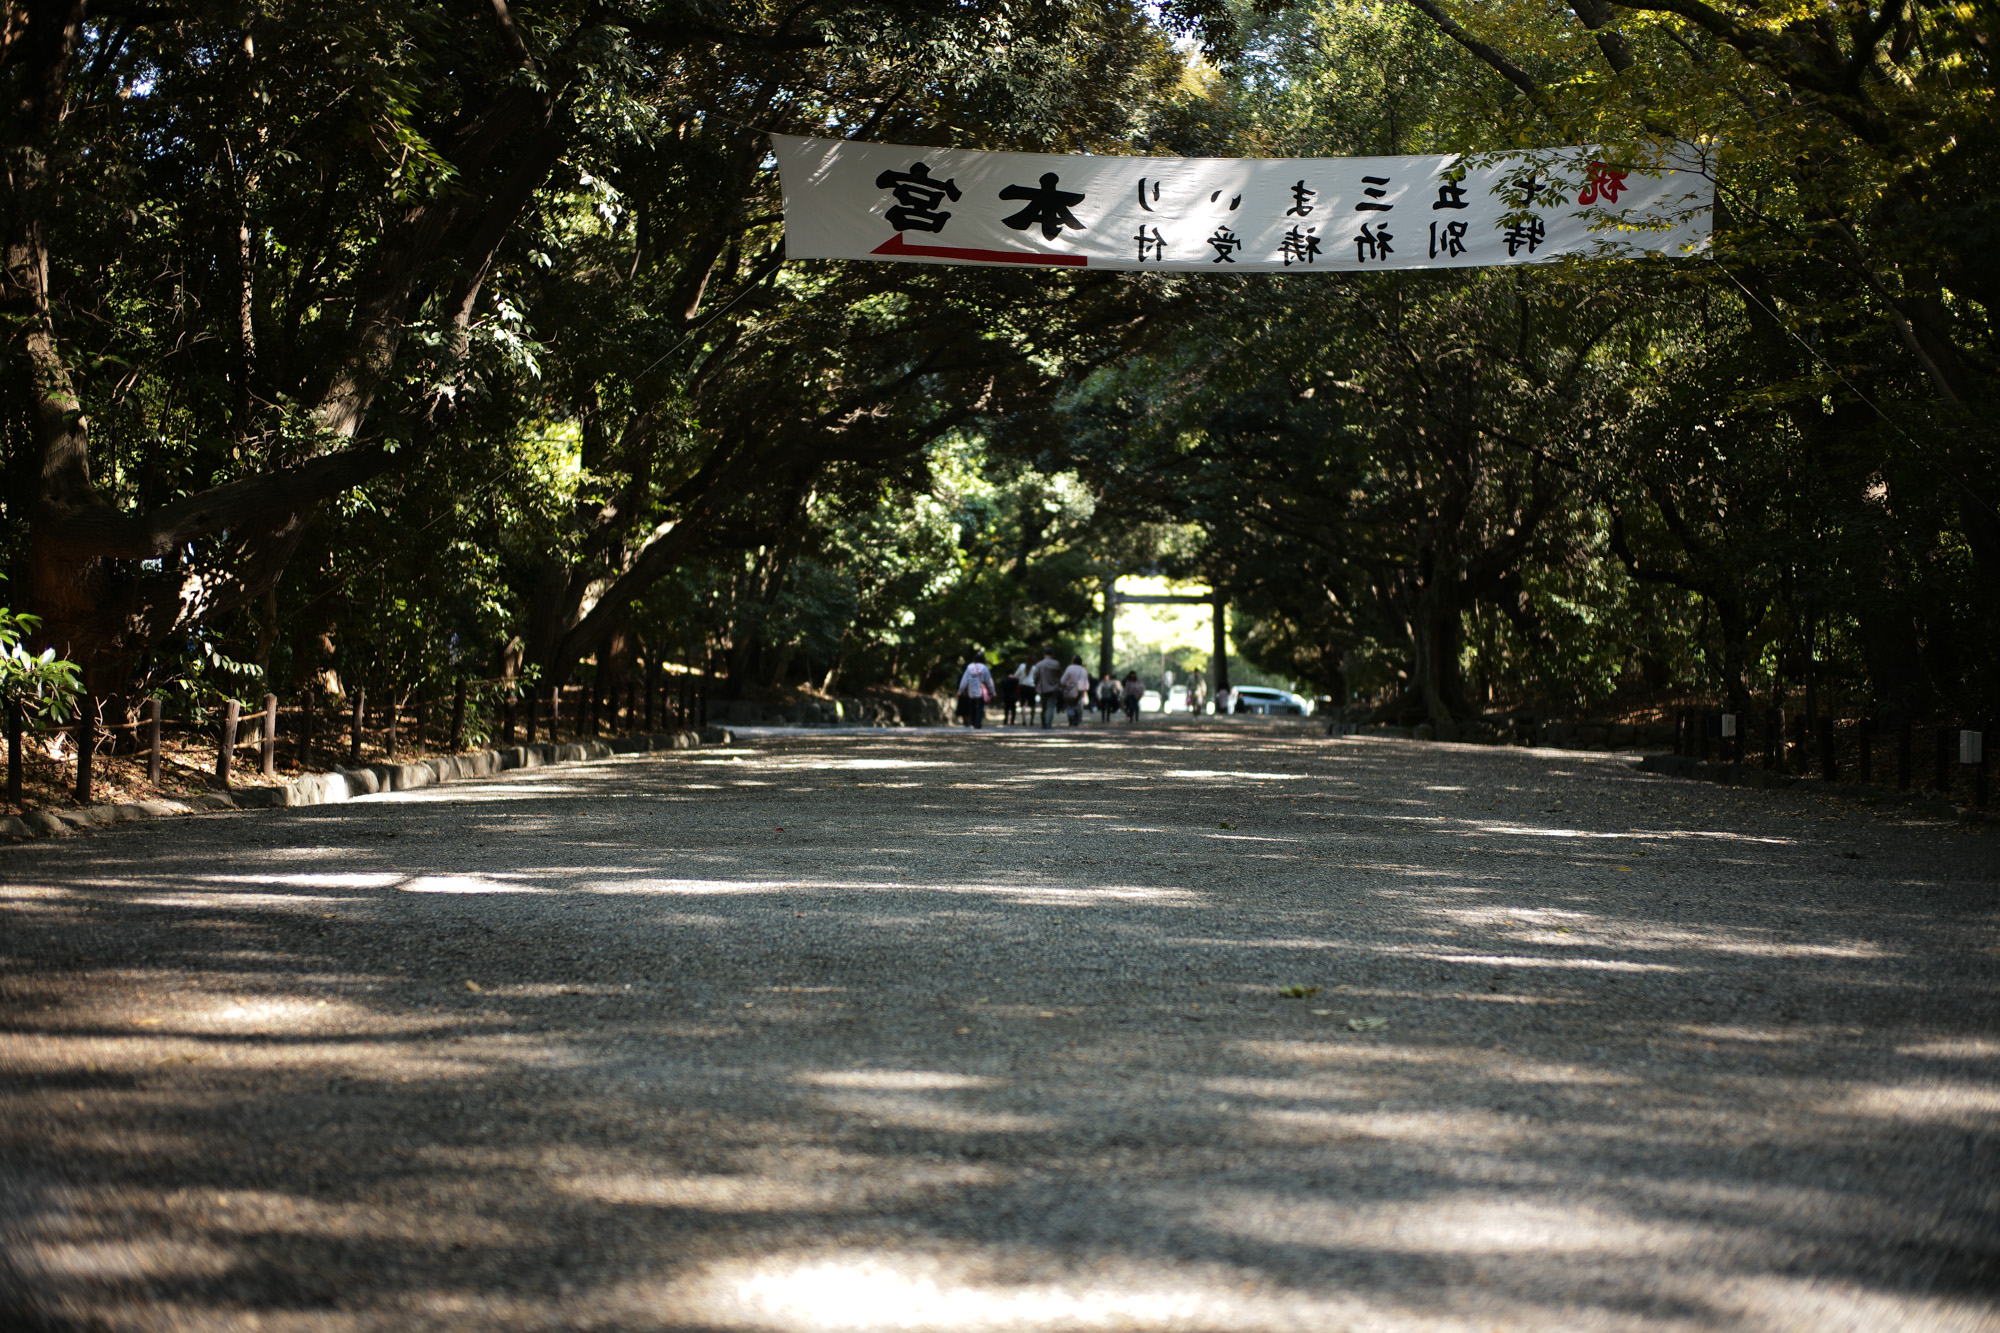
[{"x1": 1410, "y1": 589, "x2": 1469, "y2": 724}]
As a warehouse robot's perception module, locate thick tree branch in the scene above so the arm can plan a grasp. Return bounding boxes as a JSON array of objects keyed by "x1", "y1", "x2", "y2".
[
  {"x1": 1605, "y1": 0, "x2": 1901, "y2": 147},
  {"x1": 1396, "y1": 0, "x2": 1556, "y2": 112}
]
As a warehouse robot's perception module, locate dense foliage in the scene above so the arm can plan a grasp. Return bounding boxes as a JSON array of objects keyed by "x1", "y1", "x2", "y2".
[{"x1": 2, "y1": 0, "x2": 1992, "y2": 750}]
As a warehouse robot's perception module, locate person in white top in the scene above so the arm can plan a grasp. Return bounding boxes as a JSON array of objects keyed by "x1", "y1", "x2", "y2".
[
  {"x1": 1058, "y1": 655, "x2": 1091, "y2": 727},
  {"x1": 957, "y1": 651, "x2": 996, "y2": 729}
]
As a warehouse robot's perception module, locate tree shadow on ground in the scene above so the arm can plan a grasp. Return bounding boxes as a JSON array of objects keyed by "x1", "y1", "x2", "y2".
[{"x1": 3, "y1": 731, "x2": 1996, "y2": 1331}]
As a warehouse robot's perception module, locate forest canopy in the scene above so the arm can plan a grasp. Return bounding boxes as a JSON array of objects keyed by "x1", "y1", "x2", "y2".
[{"x1": 1, "y1": 0, "x2": 1993, "y2": 746}]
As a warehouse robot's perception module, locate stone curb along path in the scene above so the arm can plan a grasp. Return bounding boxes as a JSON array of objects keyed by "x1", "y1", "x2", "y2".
[{"x1": 0, "y1": 725, "x2": 737, "y2": 844}]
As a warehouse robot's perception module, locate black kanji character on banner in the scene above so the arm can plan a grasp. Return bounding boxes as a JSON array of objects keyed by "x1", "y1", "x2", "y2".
[
  {"x1": 1137, "y1": 178, "x2": 1162, "y2": 211},
  {"x1": 1503, "y1": 216, "x2": 1545, "y2": 257},
  {"x1": 1355, "y1": 175, "x2": 1393, "y2": 212},
  {"x1": 875, "y1": 163, "x2": 961, "y2": 233},
  {"x1": 1208, "y1": 225, "x2": 1243, "y2": 262},
  {"x1": 1354, "y1": 222, "x2": 1393, "y2": 262},
  {"x1": 1280, "y1": 225, "x2": 1321, "y2": 266},
  {"x1": 1432, "y1": 179, "x2": 1469, "y2": 210},
  {"x1": 1135, "y1": 226, "x2": 1167, "y2": 261},
  {"x1": 1428, "y1": 220, "x2": 1467, "y2": 259},
  {"x1": 999, "y1": 173, "x2": 1086, "y2": 240},
  {"x1": 1288, "y1": 181, "x2": 1317, "y2": 217},
  {"x1": 1209, "y1": 190, "x2": 1242, "y2": 211}
]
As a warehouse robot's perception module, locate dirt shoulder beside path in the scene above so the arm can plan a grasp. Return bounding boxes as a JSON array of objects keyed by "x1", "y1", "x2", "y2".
[{"x1": 3, "y1": 728, "x2": 1996, "y2": 1332}]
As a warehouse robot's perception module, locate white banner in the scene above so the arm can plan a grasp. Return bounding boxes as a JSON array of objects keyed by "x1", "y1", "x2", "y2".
[{"x1": 773, "y1": 134, "x2": 1712, "y2": 272}]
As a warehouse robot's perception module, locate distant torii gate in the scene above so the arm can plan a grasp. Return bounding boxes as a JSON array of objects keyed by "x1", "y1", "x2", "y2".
[{"x1": 1100, "y1": 577, "x2": 1228, "y2": 696}]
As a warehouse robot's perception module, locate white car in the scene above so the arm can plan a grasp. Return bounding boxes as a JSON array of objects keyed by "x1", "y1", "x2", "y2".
[
  {"x1": 1167, "y1": 684, "x2": 1189, "y2": 712},
  {"x1": 1229, "y1": 686, "x2": 1313, "y2": 716},
  {"x1": 1139, "y1": 689, "x2": 1163, "y2": 713}
]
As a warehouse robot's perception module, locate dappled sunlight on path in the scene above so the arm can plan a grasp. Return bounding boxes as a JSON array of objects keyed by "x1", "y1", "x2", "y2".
[{"x1": 2, "y1": 729, "x2": 1996, "y2": 1331}]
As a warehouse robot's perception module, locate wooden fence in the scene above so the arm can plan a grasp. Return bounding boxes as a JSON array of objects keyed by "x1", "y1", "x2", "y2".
[
  {"x1": 1669, "y1": 706, "x2": 1990, "y2": 807},
  {"x1": 5, "y1": 666, "x2": 711, "y2": 809}
]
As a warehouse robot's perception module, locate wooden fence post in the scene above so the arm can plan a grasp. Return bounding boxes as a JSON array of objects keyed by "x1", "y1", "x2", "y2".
[
  {"x1": 349, "y1": 688, "x2": 364, "y2": 764},
  {"x1": 645, "y1": 661, "x2": 657, "y2": 731},
  {"x1": 525, "y1": 690, "x2": 537, "y2": 744},
  {"x1": 260, "y1": 693, "x2": 277, "y2": 777},
  {"x1": 298, "y1": 692, "x2": 314, "y2": 770},
  {"x1": 386, "y1": 690, "x2": 400, "y2": 757},
  {"x1": 217, "y1": 699, "x2": 240, "y2": 786},
  {"x1": 1, "y1": 700, "x2": 14, "y2": 806},
  {"x1": 1934, "y1": 727, "x2": 1953, "y2": 797},
  {"x1": 1858, "y1": 716, "x2": 1875, "y2": 786},
  {"x1": 1978, "y1": 722, "x2": 1989, "y2": 809},
  {"x1": 147, "y1": 697, "x2": 162, "y2": 785},
  {"x1": 1817, "y1": 715, "x2": 1836, "y2": 782},
  {"x1": 503, "y1": 689, "x2": 515, "y2": 745},
  {"x1": 414, "y1": 683, "x2": 428, "y2": 755},
  {"x1": 450, "y1": 676, "x2": 467, "y2": 752},
  {"x1": 5, "y1": 697, "x2": 20, "y2": 807},
  {"x1": 1974, "y1": 723, "x2": 1990, "y2": 809},
  {"x1": 75, "y1": 698, "x2": 95, "y2": 805}
]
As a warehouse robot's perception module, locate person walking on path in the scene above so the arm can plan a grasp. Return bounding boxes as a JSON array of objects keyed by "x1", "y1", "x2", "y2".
[
  {"x1": 1188, "y1": 675, "x2": 1206, "y2": 716},
  {"x1": 997, "y1": 664, "x2": 1019, "y2": 725},
  {"x1": 1059, "y1": 655, "x2": 1091, "y2": 727},
  {"x1": 1031, "y1": 648, "x2": 1064, "y2": 728},
  {"x1": 957, "y1": 651, "x2": 996, "y2": 729},
  {"x1": 1123, "y1": 671, "x2": 1144, "y2": 722},
  {"x1": 1096, "y1": 673, "x2": 1119, "y2": 723}
]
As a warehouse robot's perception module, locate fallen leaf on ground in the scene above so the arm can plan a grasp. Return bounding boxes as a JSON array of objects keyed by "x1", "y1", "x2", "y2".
[
  {"x1": 1279, "y1": 985, "x2": 1321, "y2": 998},
  {"x1": 1217, "y1": 821, "x2": 1236, "y2": 829},
  {"x1": 1347, "y1": 1016, "x2": 1389, "y2": 1032},
  {"x1": 464, "y1": 981, "x2": 482, "y2": 992}
]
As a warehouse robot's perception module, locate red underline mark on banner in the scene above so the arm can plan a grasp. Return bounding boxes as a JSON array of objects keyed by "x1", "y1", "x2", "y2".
[{"x1": 872, "y1": 232, "x2": 1088, "y2": 267}]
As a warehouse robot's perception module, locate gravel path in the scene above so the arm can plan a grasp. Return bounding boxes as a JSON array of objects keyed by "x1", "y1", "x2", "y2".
[{"x1": 3, "y1": 725, "x2": 1997, "y2": 1332}]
